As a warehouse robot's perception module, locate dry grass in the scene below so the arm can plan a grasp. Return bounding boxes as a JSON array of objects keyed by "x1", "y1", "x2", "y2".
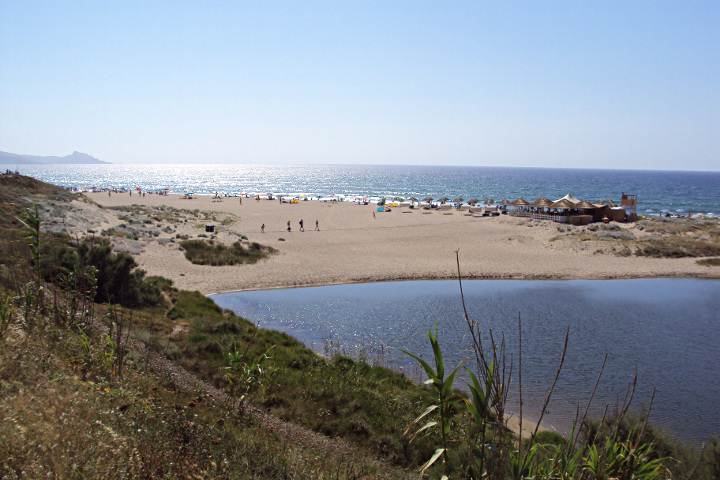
[{"x1": 553, "y1": 217, "x2": 720, "y2": 259}]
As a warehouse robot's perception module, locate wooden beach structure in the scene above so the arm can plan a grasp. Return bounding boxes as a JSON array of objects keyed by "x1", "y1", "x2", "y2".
[{"x1": 507, "y1": 193, "x2": 635, "y2": 224}]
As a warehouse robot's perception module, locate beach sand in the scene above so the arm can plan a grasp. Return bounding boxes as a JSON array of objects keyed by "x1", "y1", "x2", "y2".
[{"x1": 80, "y1": 192, "x2": 713, "y2": 295}]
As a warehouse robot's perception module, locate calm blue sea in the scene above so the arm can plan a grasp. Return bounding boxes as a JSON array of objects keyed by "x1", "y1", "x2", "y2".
[{"x1": 6, "y1": 163, "x2": 720, "y2": 217}]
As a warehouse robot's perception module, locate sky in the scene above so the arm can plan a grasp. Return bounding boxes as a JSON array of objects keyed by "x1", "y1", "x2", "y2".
[{"x1": 1, "y1": 1, "x2": 718, "y2": 170}]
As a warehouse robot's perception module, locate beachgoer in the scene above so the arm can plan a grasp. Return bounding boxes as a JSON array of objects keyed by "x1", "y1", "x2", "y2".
[
  {"x1": 287, "y1": 220, "x2": 291, "y2": 232},
  {"x1": 108, "y1": 191, "x2": 111, "y2": 198},
  {"x1": 261, "y1": 223, "x2": 265, "y2": 233},
  {"x1": 239, "y1": 197, "x2": 242, "y2": 205},
  {"x1": 315, "y1": 220, "x2": 319, "y2": 231},
  {"x1": 373, "y1": 211, "x2": 376, "y2": 219},
  {"x1": 299, "y1": 219, "x2": 304, "y2": 231}
]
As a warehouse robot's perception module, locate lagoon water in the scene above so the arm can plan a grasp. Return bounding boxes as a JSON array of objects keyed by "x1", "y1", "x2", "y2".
[
  {"x1": 7, "y1": 163, "x2": 720, "y2": 217},
  {"x1": 211, "y1": 278, "x2": 720, "y2": 445}
]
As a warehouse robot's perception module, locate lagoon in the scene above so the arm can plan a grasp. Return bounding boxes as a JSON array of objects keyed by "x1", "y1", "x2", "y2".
[{"x1": 211, "y1": 278, "x2": 720, "y2": 445}]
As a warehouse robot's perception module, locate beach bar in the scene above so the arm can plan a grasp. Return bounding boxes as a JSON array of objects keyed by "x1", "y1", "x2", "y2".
[{"x1": 507, "y1": 193, "x2": 626, "y2": 224}]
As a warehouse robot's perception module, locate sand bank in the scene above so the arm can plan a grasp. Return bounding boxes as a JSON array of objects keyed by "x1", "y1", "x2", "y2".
[{"x1": 80, "y1": 192, "x2": 714, "y2": 295}]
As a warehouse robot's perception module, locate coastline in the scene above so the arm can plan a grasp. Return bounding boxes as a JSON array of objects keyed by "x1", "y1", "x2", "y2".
[{"x1": 79, "y1": 192, "x2": 717, "y2": 296}]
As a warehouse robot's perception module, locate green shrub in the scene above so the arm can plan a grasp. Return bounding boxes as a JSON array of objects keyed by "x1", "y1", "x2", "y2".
[
  {"x1": 39, "y1": 236, "x2": 173, "y2": 309},
  {"x1": 179, "y1": 239, "x2": 277, "y2": 266}
]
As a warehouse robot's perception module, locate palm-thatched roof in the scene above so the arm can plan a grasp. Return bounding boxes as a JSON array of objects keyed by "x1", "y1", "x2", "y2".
[
  {"x1": 530, "y1": 197, "x2": 554, "y2": 208},
  {"x1": 510, "y1": 198, "x2": 530, "y2": 207},
  {"x1": 575, "y1": 200, "x2": 599, "y2": 209},
  {"x1": 550, "y1": 199, "x2": 575, "y2": 209}
]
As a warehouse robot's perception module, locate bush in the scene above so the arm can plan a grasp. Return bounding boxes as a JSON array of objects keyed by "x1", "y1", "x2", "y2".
[
  {"x1": 179, "y1": 239, "x2": 277, "y2": 266},
  {"x1": 40, "y1": 236, "x2": 173, "y2": 309}
]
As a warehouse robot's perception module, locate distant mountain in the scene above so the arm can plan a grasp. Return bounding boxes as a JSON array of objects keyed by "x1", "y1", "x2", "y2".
[{"x1": 0, "y1": 151, "x2": 110, "y2": 165}]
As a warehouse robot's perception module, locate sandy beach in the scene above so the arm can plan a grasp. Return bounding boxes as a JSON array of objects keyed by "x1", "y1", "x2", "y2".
[{"x1": 70, "y1": 192, "x2": 716, "y2": 295}]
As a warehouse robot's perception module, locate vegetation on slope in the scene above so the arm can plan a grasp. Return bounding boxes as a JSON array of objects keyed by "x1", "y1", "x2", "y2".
[
  {"x1": 551, "y1": 217, "x2": 720, "y2": 259},
  {"x1": 1, "y1": 174, "x2": 718, "y2": 479}
]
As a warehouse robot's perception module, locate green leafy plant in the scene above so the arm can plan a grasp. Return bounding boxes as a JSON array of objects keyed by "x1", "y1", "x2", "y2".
[
  {"x1": 402, "y1": 323, "x2": 467, "y2": 477},
  {"x1": 223, "y1": 343, "x2": 274, "y2": 405}
]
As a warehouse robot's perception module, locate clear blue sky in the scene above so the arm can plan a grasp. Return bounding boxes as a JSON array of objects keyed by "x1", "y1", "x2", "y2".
[{"x1": 1, "y1": 1, "x2": 718, "y2": 169}]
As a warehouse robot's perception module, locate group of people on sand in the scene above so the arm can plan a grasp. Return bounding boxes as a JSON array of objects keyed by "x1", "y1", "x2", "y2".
[{"x1": 261, "y1": 219, "x2": 319, "y2": 233}]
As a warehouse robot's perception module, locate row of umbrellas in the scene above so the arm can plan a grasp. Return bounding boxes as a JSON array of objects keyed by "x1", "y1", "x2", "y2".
[
  {"x1": 407, "y1": 197, "x2": 496, "y2": 205},
  {"x1": 393, "y1": 194, "x2": 606, "y2": 210},
  {"x1": 505, "y1": 196, "x2": 600, "y2": 210}
]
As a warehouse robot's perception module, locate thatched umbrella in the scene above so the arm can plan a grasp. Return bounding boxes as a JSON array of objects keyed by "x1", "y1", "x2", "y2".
[
  {"x1": 575, "y1": 200, "x2": 598, "y2": 210},
  {"x1": 499, "y1": 199, "x2": 510, "y2": 206},
  {"x1": 484, "y1": 198, "x2": 495, "y2": 205},
  {"x1": 510, "y1": 198, "x2": 530, "y2": 207},
  {"x1": 439, "y1": 197, "x2": 449, "y2": 204},
  {"x1": 550, "y1": 199, "x2": 575, "y2": 210},
  {"x1": 468, "y1": 198, "x2": 479, "y2": 205},
  {"x1": 530, "y1": 197, "x2": 554, "y2": 208},
  {"x1": 454, "y1": 197, "x2": 464, "y2": 203},
  {"x1": 423, "y1": 196, "x2": 434, "y2": 203}
]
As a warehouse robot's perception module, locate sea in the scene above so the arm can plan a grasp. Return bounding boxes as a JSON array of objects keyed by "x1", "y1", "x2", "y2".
[{"x1": 5, "y1": 163, "x2": 720, "y2": 217}]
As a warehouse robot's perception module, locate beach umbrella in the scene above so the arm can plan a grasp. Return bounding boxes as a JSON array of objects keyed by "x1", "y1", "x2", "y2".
[
  {"x1": 454, "y1": 197, "x2": 464, "y2": 203},
  {"x1": 510, "y1": 198, "x2": 530, "y2": 207},
  {"x1": 468, "y1": 198, "x2": 479, "y2": 205},
  {"x1": 439, "y1": 197, "x2": 449, "y2": 204},
  {"x1": 423, "y1": 197, "x2": 434, "y2": 203},
  {"x1": 550, "y1": 199, "x2": 574, "y2": 210},
  {"x1": 499, "y1": 199, "x2": 510, "y2": 206},
  {"x1": 530, "y1": 197, "x2": 554, "y2": 208},
  {"x1": 575, "y1": 200, "x2": 598, "y2": 210},
  {"x1": 484, "y1": 198, "x2": 495, "y2": 205}
]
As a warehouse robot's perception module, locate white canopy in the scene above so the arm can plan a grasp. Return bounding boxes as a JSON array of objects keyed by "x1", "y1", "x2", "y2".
[{"x1": 555, "y1": 193, "x2": 581, "y2": 204}]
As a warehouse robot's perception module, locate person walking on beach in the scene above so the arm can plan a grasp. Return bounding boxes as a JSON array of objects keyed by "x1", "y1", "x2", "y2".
[
  {"x1": 299, "y1": 219, "x2": 304, "y2": 232},
  {"x1": 373, "y1": 211, "x2": 376, "y2": 219},
  {"x1": 261, "y1": 223, "x2": 265, "y2": 233},
  {"x1": 315, "y1": 219, "x2": 319, "y2": 231},
  {"x1": 287, "y1": 220, "x2": 291, "y2": 232},
  {"x1": 239, "y1": 197, "x2": 242, "y2": 205}
]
